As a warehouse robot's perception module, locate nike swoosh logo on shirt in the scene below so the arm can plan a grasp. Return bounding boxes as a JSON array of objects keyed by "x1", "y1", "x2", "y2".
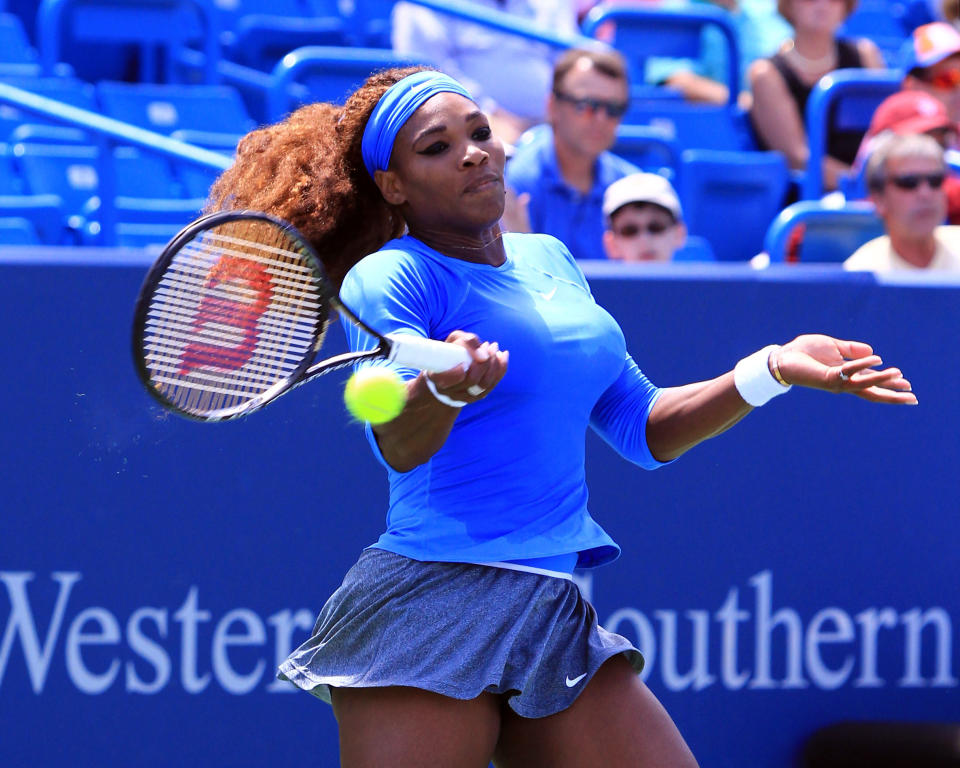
[
  {"x1": 538, "y1": 286, "x2": 558, "y2": 301},
  {"x1": 565, "y1": 673, "x2": 587, "y2": 687}
]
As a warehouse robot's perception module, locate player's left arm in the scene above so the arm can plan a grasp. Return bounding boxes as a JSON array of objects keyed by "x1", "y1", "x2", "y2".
[{"x1": 646, "y1": 334, "x2": 917, "y2": 462}]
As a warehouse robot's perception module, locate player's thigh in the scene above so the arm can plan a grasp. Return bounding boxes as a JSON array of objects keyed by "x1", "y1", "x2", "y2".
[
  {"x1": 493, "y1": 654, "x2": 699, "y2": 768},
  {"x1": 331, "y1": 685, "x2": 501, "y2": 768}
]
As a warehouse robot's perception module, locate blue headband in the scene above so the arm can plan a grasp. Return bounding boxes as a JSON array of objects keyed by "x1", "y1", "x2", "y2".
[{"x1": 361, "y1": 71, "x2": 474, "y2": 178}]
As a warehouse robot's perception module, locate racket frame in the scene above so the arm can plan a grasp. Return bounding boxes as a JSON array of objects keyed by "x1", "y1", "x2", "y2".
[{"x1": 133, "y1": 210, "x2": 470, "y2": 421}]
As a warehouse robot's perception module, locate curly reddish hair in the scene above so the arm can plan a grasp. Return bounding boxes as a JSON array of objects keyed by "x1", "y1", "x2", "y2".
[{"x1": 205, "y1": 66, "x2": 430, "y2": 288}]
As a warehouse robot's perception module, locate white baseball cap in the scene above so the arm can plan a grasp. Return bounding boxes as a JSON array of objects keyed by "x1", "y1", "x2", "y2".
[{"x1": 602, "y1": 172, "x2": 682, "y2": 220}]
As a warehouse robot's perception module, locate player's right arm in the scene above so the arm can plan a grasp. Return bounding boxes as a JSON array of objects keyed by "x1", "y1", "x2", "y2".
[
  {"x1": 373, "y1": 332, "x2": 508, "y2": 473},
  {"x1": 340, "y1": 253, "x2": 507, "y2": 472}
]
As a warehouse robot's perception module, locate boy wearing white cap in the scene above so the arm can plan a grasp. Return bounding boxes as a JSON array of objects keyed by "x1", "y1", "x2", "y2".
[{"x1": 602, "y1": 172, "x2": 687, "y2": 262}]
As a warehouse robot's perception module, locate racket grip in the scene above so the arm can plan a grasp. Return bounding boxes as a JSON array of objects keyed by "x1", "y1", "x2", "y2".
[{"x1": 385, "y1": 333, "x2": 473, "y2": 373}]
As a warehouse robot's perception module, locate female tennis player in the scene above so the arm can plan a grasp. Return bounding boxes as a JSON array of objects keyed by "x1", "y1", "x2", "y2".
[{"x1": 206, "y1": 67, "x2": 917, "y2": 767}]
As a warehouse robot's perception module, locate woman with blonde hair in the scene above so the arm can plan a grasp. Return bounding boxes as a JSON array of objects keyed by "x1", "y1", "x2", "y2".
[{"x1": 749, "y1": 0, "x2": 884, "y2": 191}]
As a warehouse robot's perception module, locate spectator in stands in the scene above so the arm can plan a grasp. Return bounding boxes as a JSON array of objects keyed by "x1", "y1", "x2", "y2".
[
  {"x1": 942, "y1": 0, "x2": 960, "y2": 26},
  {"x1": 900, "y1": 22, "x2": 960, "y2": 125},
  {"x1": 601, "y1": 173, "x2": 687, "y2": 261},
  {"x1": 644, "y1": 0, "x2": 792, "y2": 107},
  {"x1": 858, "y1": 90, "x2": 957, "y2": 160},
  {"x1": 845, "y1": 132, "x2": 960, "y2": 270},
  {"x1": 391, "y1": 0, "x2": 579, "y2": 145},
  {"x1": 749, "y1": 0, "x2": 884, "y2": 191},
  {"x1": 505, "y1": 48, "x2": 638, "y2": 260},
  {"x1": 854, "y1": 89, "x2": 960, "y2": 222}
]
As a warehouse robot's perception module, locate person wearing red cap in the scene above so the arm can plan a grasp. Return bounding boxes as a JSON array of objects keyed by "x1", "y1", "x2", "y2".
[
  {"x1": 861, "y1": 90, "x2": 958, "y2": 154},
  {"x1": 855, "y1": 90, "x2": 960, "y2": 224}
]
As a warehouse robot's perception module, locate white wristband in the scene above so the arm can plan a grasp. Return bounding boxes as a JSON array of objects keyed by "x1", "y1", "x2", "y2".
[
  {"x1": 734, "y1": 345, "x2": 792, "y2": 407},
  {"x1": 424, "y1": 375, "x2": 468, "y2": 408}
]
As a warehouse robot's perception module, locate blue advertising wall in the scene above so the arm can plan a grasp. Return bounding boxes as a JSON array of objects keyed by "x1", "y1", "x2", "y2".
[{"x1": 1, "y1": 251, "x2": 958, "y2": 768}]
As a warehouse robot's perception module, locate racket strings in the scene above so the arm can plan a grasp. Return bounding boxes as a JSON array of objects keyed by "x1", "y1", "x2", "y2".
[{"x1": 140, "y1": 218, "x2": 326, "y2": 417}]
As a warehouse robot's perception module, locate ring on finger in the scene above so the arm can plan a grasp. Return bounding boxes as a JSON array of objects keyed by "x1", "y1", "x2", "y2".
[
  {"x1": 838, "y1": 369, "x2": 850, "y2": 383},
  {"x1": 467, "y1": 384, "x2": 486, "y2": 397}
]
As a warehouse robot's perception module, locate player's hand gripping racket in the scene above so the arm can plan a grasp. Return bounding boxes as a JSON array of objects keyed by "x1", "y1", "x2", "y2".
[{"x1": 132, "y1": 210, "x2": 471, "y2": 421}]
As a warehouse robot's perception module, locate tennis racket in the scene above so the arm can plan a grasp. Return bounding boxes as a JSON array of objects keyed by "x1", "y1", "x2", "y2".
[{"x1": 131, "y1": 209, "x2": 471, "y2": 421}]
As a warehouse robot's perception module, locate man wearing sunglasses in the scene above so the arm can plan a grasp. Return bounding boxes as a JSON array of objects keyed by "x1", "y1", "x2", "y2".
[
  {"x1": 901, "y1": 22, "x2": 960, "y2": 126},
  {"x1": 853, "y1": 90, "x2": 960, "y2": 224},
  {"x1": 845, "y1": 133, "x2": 960, "y2": 271},
  {"x1": 505, "y1": 47, "x2": 639, "y2": 260},
  {"x1": 601, "y1": 173, "x2": 687, "y2": 262}
]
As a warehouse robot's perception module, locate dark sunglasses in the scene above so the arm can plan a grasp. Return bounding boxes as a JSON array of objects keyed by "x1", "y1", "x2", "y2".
[
  {"x1": 885, "y1": 172, "x2": 946, "y2": 190},
  {"x1": 923, "y1": 68, "x2": 960, "y2": 90},
  {"x1": 553, "y1": 91, "x2": 628, "y2": 119},
  {"x1": 614, "y1": 221, "x2": 673, "y2": 238}
]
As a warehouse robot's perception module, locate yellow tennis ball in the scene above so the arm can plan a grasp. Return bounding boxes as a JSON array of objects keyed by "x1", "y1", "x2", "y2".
[{"x1": 344, "y1": 367, "x2": 407, "y2": 424}]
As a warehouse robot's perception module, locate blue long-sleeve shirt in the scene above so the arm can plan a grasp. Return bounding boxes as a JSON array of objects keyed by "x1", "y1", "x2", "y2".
[{"x1": 339, "y1": 232, "x2": 670, "y2": 569}]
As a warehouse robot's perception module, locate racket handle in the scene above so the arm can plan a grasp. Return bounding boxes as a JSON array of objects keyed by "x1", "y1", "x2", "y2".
[{"x1": 385, "y1": 333, "x2": 473, "y2": 373}]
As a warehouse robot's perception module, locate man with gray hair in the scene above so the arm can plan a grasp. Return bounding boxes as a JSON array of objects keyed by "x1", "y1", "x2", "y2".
[{"x1": 845, "y1": 132, "x2": 960, "y2": 271}]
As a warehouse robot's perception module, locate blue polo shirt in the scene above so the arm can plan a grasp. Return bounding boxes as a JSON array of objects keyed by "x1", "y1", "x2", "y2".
[{"x1": 505, "y1": 126, "x2": 639, "y2": 261}]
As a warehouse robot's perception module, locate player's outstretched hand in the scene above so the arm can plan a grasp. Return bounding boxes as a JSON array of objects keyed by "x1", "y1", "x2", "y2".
[
  {"x1": 428, "y1": 330, "x2": 509, "y2": 404},
  {"x1": 775, "y1": 334, "x2": 918, "y2": 405}
]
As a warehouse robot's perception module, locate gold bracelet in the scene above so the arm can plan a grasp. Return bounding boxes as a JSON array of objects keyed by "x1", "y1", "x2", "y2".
[{"x1": 769, "y1": 348, "x2": 790, "y2": 387}]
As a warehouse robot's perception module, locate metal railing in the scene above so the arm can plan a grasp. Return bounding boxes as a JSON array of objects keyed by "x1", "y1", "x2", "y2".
[
  {"x1": 403, "y1": 0, "x2": 600, "y2": 50},
  {"x1": 182, "y1": 0, "x2": 606, "y2": 117},
  {"x1": 0, "y1": 81, "x2": 231, "y2": 246}
]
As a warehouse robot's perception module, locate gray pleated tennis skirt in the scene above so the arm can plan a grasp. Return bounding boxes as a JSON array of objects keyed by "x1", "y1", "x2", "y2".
[{"x1": 277, "y1": 548, "x2": 644, "y2": 718}]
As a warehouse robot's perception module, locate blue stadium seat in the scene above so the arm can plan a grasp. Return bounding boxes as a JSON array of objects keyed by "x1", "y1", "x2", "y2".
[
  {"x1": 96, "y1": 82, "x2": 244, "y2": 197},
  {"x1": 839, "y1": 0, "x2": 912, "y2": 64},
  {"x1": 0, "y1": 197, "x2": 63, "y2": 243},
  {"x1": 349, "y1": 0, "x2": 399, "y2": 48},
  {"x1": 14, "y1": 142, "x2": 203, "y2": 245},
  {"x1": 267, "y1": 45, "x2": 433, "y2": 121},
  {"x1": 612, "y1": 124, "x2": 681, "y2": 180},
  {"x1": 96, "y1": 81, "x2": 253, "y2": 144},
  {"x1": 582, "y1": 5, "x2": 756, "y2": 151},
  {"x1": 178, "y1": 163, "x2": 218, "y2": 199},
  {"x1": 678, "y1": 148, "x2": 790, "y2": 261},
  {"x1": 582, "y1": 5, "x2": 740, "y2": 102},
  {"x1": 0, "y1": 12, "x2": 37, "y2": 66},
  {"x1": 14, "y1": 143, "x2": 100, "y2": 223},
  {"x1": 0, "y1": 143, "x2": 26, "y2": 194},
  {"x1": 0, "y1": 216, "x2": 41, "y2": 244},
  {"x1": 764, "y1": 200, "x2": 885, "y2": 262},
  {"x1": 72, "y1": 193, "x2": 202, "y2": 247},
  {"x1": 214, "y1": 0, "x2": 307, "y2": 39},
  {"x1": 112, "y1": 222, "x2": 187, "y2": 248},
  {"x1": 113, "y1": 146, "x2": 184, "y2": 199},
  {"x1": 2, "y1": 0, "x2": 41, "y2": 43},
  {"x1": 621, "y1": 100, "x2": 757, "y2": 151},
  {"x1": 0, "y1": 142, "x2": 64, "y2": 242},
  {"x1": 113, "y1": 198, "x2": 202, "y2": 247},
  {"x1": 0, "y1": 77, "x2": 96, "y2": 143},
  {"x1": 220, "y1": 0, "x2": 348, "y2": 71},
  {"x1": 37, "y1": 0, "x2": 220, "y2": 84},
  {"x1": 674, "y1": 234, "x2": 716, "y2": 261},
  {"x1": 802, "y1": 68, "x2": 901, "y2": 200}
]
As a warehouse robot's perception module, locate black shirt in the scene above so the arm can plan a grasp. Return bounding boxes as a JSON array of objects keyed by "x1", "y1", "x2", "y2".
[{"x1": 760, "y1": 38, "x2": 866, "y2": 166}]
